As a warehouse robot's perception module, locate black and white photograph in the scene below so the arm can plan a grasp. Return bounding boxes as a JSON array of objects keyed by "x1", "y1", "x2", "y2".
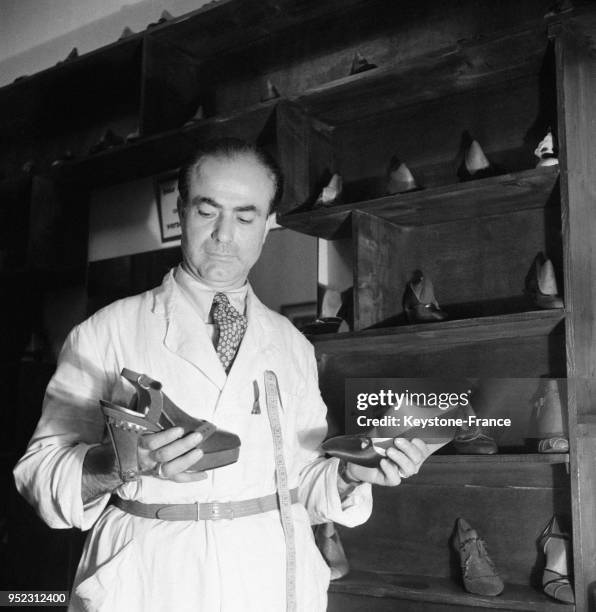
[{"x1": 0, "y1": 1, "x2": 594, "y2": 611}]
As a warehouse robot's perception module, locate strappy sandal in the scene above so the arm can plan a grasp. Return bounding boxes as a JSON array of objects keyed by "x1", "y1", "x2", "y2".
[
  {"x1": 101, "y1": 368, "x2": 240, "y2": 481},
  {"x1": 538, "y1": 515, "x2": 575, "y2": 604}
]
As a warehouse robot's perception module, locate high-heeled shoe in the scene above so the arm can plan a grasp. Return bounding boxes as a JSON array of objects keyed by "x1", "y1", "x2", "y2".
[
  {"x1": 452, "y1": 518, "x2": 504, "y2": 596},
  {"x1": 534, "y1": 380, "x2": 569, "y2": 453},
  {"x1": 261, "y1": 79, "x2": 281, "y2": 102},
  {"x1": 526, "y1": 253, "x2": 564, "y2": 309},
  {"x1": 538, "y1": 516, "x2": 574, "y2": 604},
  {"x1": 535, "y1": 129, "x2": 558, "y2": 168},
  {"x1": 459, "y1": 139, "x2": 500, "y2": 181},
  {"x1": 403, "y1": 271, "x2": 447, "y2": 323},
  {"x1": 349, "y1": 51, "x2": 376, "y2": 75},
  {"x1": 314, "y1": 173, "x2": 343, "y2": 207},
  {"x1": 101, "y1": 368, "x2": 240, "y2": 481},
  {"x1": 387, "y1": 157, "x2": 421, "y2": 194}
]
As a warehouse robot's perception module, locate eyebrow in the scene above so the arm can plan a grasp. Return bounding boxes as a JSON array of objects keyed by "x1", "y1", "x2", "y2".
[{"x1": 190, "y1": 196, "x2": 259, "y2": 213}]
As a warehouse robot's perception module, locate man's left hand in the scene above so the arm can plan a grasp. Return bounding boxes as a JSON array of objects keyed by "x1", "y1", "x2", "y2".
[{"x1": 346, "y1": 438, "x2": 432, "y2": 486}]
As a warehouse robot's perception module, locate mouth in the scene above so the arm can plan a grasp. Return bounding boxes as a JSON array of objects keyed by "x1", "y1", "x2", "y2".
[{"x1": 206, "y1": 252, "x2": 236, "y2": 260}]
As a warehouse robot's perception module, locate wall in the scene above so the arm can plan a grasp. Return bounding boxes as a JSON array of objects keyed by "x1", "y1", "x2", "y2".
[{"x1": 1, "y1": 0, "x2": 318, "y2": 314}]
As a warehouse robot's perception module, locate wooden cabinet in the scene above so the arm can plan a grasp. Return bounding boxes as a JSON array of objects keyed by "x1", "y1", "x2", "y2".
[
  {"x1": 277, "y1": 3, "x2": 596, "y2": 612},
  {"x1": 1, "y1": 1, "x2": 595, "y2": 610}
]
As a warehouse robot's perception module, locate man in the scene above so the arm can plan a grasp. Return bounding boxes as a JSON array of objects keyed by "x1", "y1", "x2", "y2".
[{"x1": 14, "y1": 139, "x2": 434, "y2": 612}]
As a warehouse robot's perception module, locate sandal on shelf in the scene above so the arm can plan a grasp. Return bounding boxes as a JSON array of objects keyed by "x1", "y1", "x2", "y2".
[{"x1": 538, "y1": 515, "x2": 575, "y2": 604}]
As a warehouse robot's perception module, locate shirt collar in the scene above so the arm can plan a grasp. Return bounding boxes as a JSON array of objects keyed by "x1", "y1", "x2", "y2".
[{"x1": 174, "y1": 264, "x2": 248, "y2": 322}]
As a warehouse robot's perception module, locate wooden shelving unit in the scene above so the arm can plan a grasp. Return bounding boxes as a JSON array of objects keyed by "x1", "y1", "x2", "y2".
[
  {"x1": 330, "y1": 571, "x2": 573, "y2": 612},
  {"x1": 1, "y1": 1, "x2": 595, "y2": 610}
]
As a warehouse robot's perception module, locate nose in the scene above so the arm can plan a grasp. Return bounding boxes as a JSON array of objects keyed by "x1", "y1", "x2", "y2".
[{"x1": 212, "y1": 213, "x2": 234, "y2": 243}]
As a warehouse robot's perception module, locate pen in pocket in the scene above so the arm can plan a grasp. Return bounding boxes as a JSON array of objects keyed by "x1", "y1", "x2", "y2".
[{"x1": 252, "y1": 380, "x2": 261, "y2": 414}]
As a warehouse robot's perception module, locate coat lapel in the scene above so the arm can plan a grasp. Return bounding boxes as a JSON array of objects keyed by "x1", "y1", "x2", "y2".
[
  {"x1": 226, "y1": 286, "x2": 276, "y2": 389},
  {"x1": 152, "y1": 271, "x2": 227, "y2": 390}
]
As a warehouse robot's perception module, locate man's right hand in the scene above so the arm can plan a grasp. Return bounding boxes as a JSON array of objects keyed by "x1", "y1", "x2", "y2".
[
  {"x1": 138, "y1": 427, "x2": 205, "y2": 482},
  {"x1": 82, "y1": 428, "x2": 206, "y2": 503}
]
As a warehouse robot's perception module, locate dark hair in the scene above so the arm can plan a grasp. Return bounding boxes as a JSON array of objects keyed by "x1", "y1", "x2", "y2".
[{"x1": 177, "y1": 137, "x2": 284, "y2": 213}]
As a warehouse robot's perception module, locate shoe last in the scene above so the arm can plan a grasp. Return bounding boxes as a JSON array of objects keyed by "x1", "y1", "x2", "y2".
[
  {"x1": 403, "y1": 272, "x2": 447, "y2": 323},
  {"x1": 453, "y1": 518, "x2": 504, "y2": 596},
  {"x1": 538, "y1": 516, "x2": 575, "y2": 604}
]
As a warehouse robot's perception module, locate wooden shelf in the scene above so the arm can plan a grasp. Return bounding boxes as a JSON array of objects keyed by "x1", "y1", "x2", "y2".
[
  {"x1": 148, "y1": 0, "x2": 372, "y2": 60},
  {"x1": 427, "y1": 453, "x2": 568, "y2": 465},
  {"x1": 407, "y1": 453, "x2": 569, "y2": 489},
  {"x1": 53, "y1": 101, "x2": 278, "y2": 188},
  {"x1": 310, "y1": 310, "x2": 565, "y2": 356},
  {"x1": 329, "y1": 570, "x2": 574, "y2": 612},
  {"x1": 293, "y1": 27, "x2": 546, "y2": 126},
  {"x1": 0, "y1": 36, "x2": 143, "y2": 137},
  {"x1": 280, "y1": 166, "x2": 560, "y2": 239}
]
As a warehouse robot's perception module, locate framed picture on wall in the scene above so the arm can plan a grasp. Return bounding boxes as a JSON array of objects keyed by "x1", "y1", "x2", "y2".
[
  {"x1": 281, "y1": 301, "x2": 317, "y2": 329},
  {"x1": 155, "y1": 172, "x2": 181, "y2": 242}
]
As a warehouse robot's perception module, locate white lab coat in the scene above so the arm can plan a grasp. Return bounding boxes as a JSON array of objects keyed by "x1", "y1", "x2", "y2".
[{"x1": 14, "y1": 270, "x2": 372, "y2": 612}]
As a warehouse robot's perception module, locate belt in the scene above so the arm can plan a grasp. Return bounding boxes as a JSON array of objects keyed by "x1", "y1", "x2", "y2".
[{"x1": 112, "y1": 488, "x2": 299, "y2": 521}]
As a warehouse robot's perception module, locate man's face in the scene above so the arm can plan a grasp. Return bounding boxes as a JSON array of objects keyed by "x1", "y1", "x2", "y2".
[{"x1": 179, "y1": 153, "x2": 275, "y2": 290}]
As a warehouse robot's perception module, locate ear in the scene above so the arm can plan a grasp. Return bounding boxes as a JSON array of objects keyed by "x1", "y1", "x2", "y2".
[
  {"x1": 262, "y1": 212, "x2": 276, "y2": 243},
  {"x1": 177, "y1": 196, "x2": 186, "y2": 220}
]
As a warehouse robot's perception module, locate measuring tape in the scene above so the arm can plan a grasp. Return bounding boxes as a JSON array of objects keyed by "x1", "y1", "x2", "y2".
[{"x1": 264, "y1": 370, "x2": 297, "y2": 612}]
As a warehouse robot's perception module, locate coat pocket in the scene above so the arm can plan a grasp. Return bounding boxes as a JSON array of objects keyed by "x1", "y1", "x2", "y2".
[{"x1": 73, "y1": 540, "x2": 145, "y2": 612}]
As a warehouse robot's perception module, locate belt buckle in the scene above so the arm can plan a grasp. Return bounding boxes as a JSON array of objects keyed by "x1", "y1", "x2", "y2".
[{"x1": 209, "y1": 502, "x2": 234, "y2": 520}]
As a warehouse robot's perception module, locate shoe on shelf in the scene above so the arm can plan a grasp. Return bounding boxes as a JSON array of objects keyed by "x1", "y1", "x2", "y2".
[
  {"x1": 314, "y1": 173, "x2": 343, "y2": 207},
  {"x1": 349, "y1": 51, "x2": 376, "y2": 75},
  {"x1": 89, "y1": 128, "x2": 125, "y2": 155},
  {"x1": 453, "y1": 430, "x2": 498, "y2": 454},
  {"x1": 535, "y1": 128, "x2": 559, "y2": 167},
  {"x1": 119, "y1": 26, "x2": 135, "y2": 40},
  {"x1": 402, "y1": 270, "x2": 447, "y2": 323},
  {"x1": 533, "y1": 379, "x2": 569, "y2": 453},
  {"x1": 459, "y1": 138, "x2": 500, "y2": 181},
  {"x1": 261, "y1": 79, "x2": 281, "y2": 102},
  {"x1": 453, "y1": 399, "x2": 498, "y2": 454},
  {"x1": 526, "y1": 253, "x2": 564, "y2": 309},
  {"x1": 56, "y1": 47, "x2": 78, "y2": 66},
  {"x1": 184, "y1": 104, "x2": 205, "y2": 126},
  {"x1": 538, "y1": 516, "x2": 574, "y2": 604},
  {"x1": 452, "y1": 518, "x2": 504, "y2": 596},
  {"x1": 314, "y1": 522, "x2": 350, "y2": 580},
  {"x1": 148, "y1": 10, "x2": 173, "y2": 29},
  {"x1": 386, "y1": 157, "x2": 420, "y2": 194}
]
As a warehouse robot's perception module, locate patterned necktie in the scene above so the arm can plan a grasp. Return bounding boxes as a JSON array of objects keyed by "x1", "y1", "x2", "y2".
[{"x1": 211, "y1": 292, "x2": 248, "y2": 372}]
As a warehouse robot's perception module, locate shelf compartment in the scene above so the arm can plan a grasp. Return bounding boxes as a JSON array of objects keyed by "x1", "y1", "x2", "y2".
[
  {"x1": 294, "y1": 28, "x2": 547, "y2": 126},
  {"x1": 331, "y1": 483, "x2": 571, "y2": 599},
  {"x1": 329, "y1": 570, "x2": 573, "y2": 612},
  {"x1": 276, "y1": 27, "x2": 556, "y2": 213},
  {"x1": 311, "y1": 310, "x2": 565, "y2": 355},
  {"x1": 53, "y1": 101, "x2": 278, "y2": 188},
  {"x1": 280, "y1": 166, "x2": 560, "y2": 239},
  {"x1": 0, "y1": 36, "x2": 144, "y2": 174}
]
